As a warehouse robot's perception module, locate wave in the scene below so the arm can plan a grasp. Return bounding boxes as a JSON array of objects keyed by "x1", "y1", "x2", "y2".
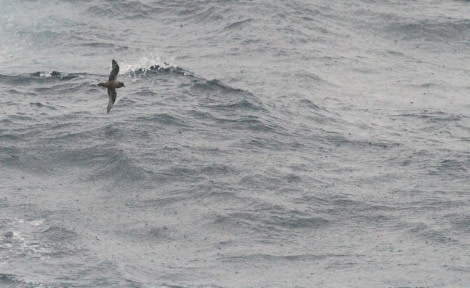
[
  {"x1": 395, "y1": 110, "x2": 463, "y2": 122},
  {"x1": 191, "y1": 79, "x2": 266, "y2": 113},
  {"x1": 0, "y1": 274, "x2": 25, "y2": 287},
  {"x1": 86, "y1": 1, "x2": 162, "y2": 20},
  {"x1": 0, "y1": 71, "x2": 80, "y2": 85},
  {"x1": 390, "y1": 19, "x2": 470, "y2": 42},
  {"x1": 224, "y1": 18, "x2": 253, "y2": 31}
]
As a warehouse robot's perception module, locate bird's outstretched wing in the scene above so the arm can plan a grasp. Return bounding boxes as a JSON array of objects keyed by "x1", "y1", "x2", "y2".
[
  {"x1": 107, "y1": 88, "x2": 117, "y2": 113},
  {"x1": 109, "y1": 59, "x2": 119, "y2": 81}
]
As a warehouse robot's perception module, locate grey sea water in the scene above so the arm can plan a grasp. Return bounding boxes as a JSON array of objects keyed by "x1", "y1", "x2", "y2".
[{"x1": 1, "y1": 0, "x2": 469, "y2": 287}]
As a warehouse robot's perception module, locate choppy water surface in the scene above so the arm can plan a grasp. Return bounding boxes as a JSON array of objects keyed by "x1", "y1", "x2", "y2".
[{"x1": 1, "y1": 1, "x2": 469, "y2": 287}]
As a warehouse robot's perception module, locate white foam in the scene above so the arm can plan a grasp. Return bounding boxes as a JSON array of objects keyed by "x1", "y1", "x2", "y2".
[
  {"x1": 29, "y1": 219, "x2": 43, "y2": 226},
  {"x1": 123, "y1": 52, "x2": 177, "y2": 79}
]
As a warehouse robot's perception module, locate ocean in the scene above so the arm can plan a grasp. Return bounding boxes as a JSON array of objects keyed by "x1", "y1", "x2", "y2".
[{"x1": 0, "y1": 0, "x2": 469, "y2": 287}]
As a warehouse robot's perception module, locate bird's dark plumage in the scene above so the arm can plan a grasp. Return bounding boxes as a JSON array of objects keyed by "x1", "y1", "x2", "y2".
[
  {"x1": 98, "y1": 59, "x2": 125, "y2": 114},
  {"x1": 109, "y1": 59, "x2": 119, "y2": 81},
  {"x1": 107, "y1": 88, "x2": 117, "y2": 113}
]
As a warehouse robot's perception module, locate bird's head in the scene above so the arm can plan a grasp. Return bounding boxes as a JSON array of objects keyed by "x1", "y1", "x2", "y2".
[{"x1": 117, "y1": 81, "x2": 125, "y2": 88}]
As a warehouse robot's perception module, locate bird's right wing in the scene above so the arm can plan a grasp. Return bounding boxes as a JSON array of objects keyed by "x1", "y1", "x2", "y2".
[{"x1": 107, "y1": 88, "x2": 117, "y2": 113}]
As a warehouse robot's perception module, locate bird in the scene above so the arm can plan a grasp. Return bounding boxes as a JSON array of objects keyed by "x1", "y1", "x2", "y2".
[{"x1": 98, "y1": 59, "x2": 125, "y2": 113}]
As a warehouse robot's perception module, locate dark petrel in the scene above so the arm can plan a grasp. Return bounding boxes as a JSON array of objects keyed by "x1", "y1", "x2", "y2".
[{"x1": 98, "y1": 59, "x2": 125, "y2": 113}]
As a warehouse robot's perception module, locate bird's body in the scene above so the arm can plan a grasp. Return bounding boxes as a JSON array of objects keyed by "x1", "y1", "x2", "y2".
[{"x1": 98, "y1": 59, "x2": 125, "y2": 113}]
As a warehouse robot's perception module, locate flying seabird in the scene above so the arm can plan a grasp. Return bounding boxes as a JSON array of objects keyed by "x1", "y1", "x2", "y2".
[{"x1": 98, "y1": 59, "x2": 125, "y2": 113}]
